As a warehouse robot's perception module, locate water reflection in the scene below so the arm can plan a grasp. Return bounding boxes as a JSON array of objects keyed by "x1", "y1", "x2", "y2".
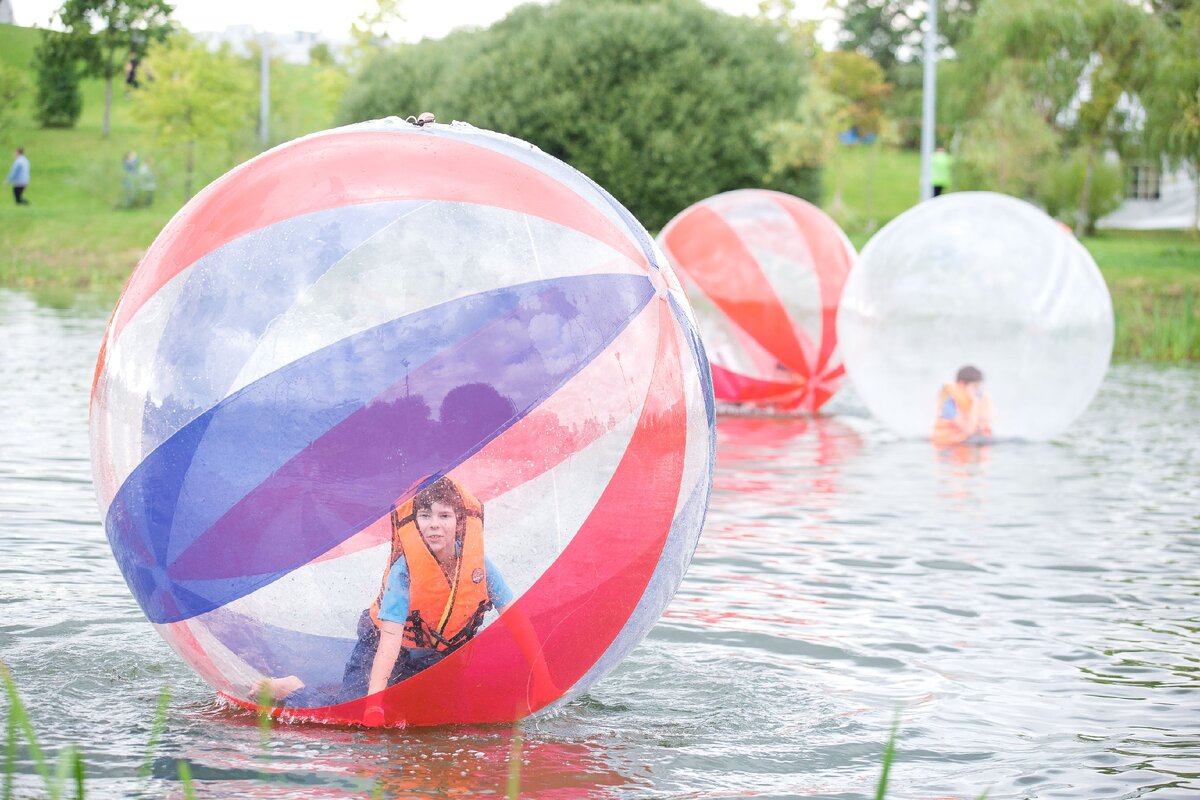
[{"x1": 159, "y1": 710, "x2": 632, "y2": 799}]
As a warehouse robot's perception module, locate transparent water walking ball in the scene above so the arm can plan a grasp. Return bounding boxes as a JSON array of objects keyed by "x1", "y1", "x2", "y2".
[
  {"x1": 89, "y1": 118, "x2": 715, "y2": 726},
  {"x1": 837, "y1": 192, "x2": 1113, "y2": 441},
  {"x1": 658, "y1": 189, "x2": 855, "y2": 413}
]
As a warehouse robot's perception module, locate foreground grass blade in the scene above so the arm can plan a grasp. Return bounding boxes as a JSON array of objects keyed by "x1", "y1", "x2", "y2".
[
  {"x1": 177, "y1": 759, "x2": 196, "y2": 800},
  {"x1": 71, "y1": 747, "x2": 84, "y2": 800},
  {"x1": 874, "y1": 717, "x2": 900, "y2": 800},
  {"x1": 139, "y1": 686, "x2": 173, "y2": 783},
  {"x1": 5, "y1": 700, "x2": 16, "y2": 800},
  {"x1": 256, "y1": 682, "x2": 274, "y2": 783},
  {"x1": 52, "y1": 746, "x2": 85, "y2": 800},
  {"x1": 507, "y1": 723, "x2": 523, "y2": 800},
  {"x1": 1, "y1": 663, "x2": 56, "y2": 797}
]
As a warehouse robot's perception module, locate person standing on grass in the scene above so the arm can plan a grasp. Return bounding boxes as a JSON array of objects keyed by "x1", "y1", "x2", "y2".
[
  {"x1": 930, "y1": 146, "x2": 952, "y2": 198},
  {"x1": 5, "y1": 147, "x2": 30, "y2": 205}
]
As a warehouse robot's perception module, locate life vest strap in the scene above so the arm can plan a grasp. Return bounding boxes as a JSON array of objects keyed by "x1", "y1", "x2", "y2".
[{"x1": 404, "y1": 600, "x2": 491, "y2": 653}]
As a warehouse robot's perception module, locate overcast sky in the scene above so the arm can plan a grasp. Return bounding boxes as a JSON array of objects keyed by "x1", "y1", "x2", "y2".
[{"x1": 11, "y1": 0, "x2": 833, "y2": 43}]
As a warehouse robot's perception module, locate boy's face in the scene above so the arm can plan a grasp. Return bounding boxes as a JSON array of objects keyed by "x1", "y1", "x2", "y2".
[
  {"x1": 959, "y1": 379, "x2": 984, "y2": 397},
  {"x1": 416, "y1": 500, "x2": 457, "y2": 559}
]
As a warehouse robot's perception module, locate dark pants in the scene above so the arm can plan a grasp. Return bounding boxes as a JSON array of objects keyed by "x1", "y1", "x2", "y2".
[
  {"x1": 13, "y1": 185, "x2": 28, "y2": 204},
  {"x1": 932, "y1": 185, "x2": 945, "y2": 197},
  {"x1": 285, "y1": 610, "x2": 443, "y2": 708}
]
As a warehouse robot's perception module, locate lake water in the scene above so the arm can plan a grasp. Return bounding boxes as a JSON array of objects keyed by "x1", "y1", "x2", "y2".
[{"x1": 1, "y1": 287, "x2": 1198, "y2": 799}]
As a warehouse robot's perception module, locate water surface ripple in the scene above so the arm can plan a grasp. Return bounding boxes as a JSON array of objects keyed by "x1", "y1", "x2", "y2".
[{"x1": 1, "y1": 289, "x2": 1198, "y2": 799}]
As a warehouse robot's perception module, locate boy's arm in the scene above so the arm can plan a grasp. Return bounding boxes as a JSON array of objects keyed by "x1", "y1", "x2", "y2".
[{"x1": 367, "y1": 621, "x2": 406, "y2": 696}]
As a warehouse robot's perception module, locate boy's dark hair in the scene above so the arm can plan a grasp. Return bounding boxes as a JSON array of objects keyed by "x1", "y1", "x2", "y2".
[
  {"x1": 16, "y1": 147, "x2": 23, "y2": 155},
  {"x1": 956, "y1": 365, "x2": 983, "y2": 384},
  {"x1": 414, "y1": 477, "x2": 475, "y2": 544},
  {"x1": 414, "y1": 476, "x2": 465, "y2": 518}
]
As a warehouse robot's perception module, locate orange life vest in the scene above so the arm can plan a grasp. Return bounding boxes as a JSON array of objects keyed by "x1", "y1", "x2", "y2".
[
  {"x1": 369, "y1": 480, "x2": 491, "y2": 653},
  {"x1": 931, "y1": 383, "x2": 992, "y2": 447}
]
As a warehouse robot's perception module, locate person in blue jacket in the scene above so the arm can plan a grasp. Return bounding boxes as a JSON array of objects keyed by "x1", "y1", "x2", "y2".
[{"x1": 5, "y1": 148, "x2": 30, "y2": 205}]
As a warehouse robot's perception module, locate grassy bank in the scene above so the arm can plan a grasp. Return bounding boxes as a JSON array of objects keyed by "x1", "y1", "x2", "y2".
[
  {"x1": 1, "y1": 23, "x2": 1197, "y2": 361},
  {"x1": 1084, "y1": 230, "x2": 1200, "y2": 360},
  {"x1": 0, "y1": 22, "x2": 339, "y2": 292}
]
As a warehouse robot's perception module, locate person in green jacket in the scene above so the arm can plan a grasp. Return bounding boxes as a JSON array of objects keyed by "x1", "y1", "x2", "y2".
[{"x1": 931, "y1": 147, "x2": 952, "y2": 197}]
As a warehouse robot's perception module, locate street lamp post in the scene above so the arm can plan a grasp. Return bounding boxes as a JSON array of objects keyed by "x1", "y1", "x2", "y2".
[
  {"x1": 919, "y1": 0, "x2": 938, "y2": 201},
  {"x1": 259, "y1": 32, "x2": 270, "y2": 147}
]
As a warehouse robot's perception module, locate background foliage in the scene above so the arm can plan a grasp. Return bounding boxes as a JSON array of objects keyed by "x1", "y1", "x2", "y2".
[
  {"x1": 33, "y1": 29, "x2": 84, "y2": 128},
  {"x1": 340, "y1": 0, "x2": 811, "y2": 230}
]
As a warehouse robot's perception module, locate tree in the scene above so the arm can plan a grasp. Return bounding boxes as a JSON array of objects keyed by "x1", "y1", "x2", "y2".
[
  {"x1": 830, "y1": 0, "x2": 980, "y2": 71},
  {"x1": 830, "y1": 0, "x2": 979, "y2": 150},
  {"x1": 833, "y1": 0, "x2": 913, "y2": 72},
  {"x1": 1068, "y1": 1, "x2": 1156, "y2": 234},
  {"x1": 754, "y1": 0, "x2": 833, "y2": 203},
  {"x1": 954, "y1": 74, "x2": 1060, "y2": 200},
  {"x1": 758, "y1": 72, "x2": 838, "y2": 206},
  {"x1": 132, "y1": 34, "x2": 254, "y2": 200},
  {"x1": 340, "y1": 0, "x2": 811, "y2": 231},
  {"x1": 1142, "y1": 2, "x2": 1200, "y2": 230},
  {"x1": 820, "y1": 51, "x2": 890, "y2": 138},
  {"x1": 0, "y1": 66, "x2": 28, "y2": 141},
  {"x1": 308, "y1": 42, "x2": 336, "y2": 68},
  {"x1": 33, "y1": 28, "x2": 83, "y2": 129},
  {"x1": 59, "y1": 0, "x2": 174, "y2": 138},
  {"x1": 350, "y1": 0, "x2": 404, "y2": 51},
  {"x1": 955, "y1": 0, "x2": 1157, "y2": 233},
  {"x1": 1038, "y1": 147, "x2": 1125, "y2": 229},
  {"x1": 338, "y1": 29, "x2": 477, "y2": 122},
  {"x1": 816, "y1": 50, "x2": 891, "y2": 228}
]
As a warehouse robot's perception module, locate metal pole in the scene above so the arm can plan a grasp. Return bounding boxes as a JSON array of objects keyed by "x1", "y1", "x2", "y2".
[
  {"x1": 259, "y1": 32, "x2": 270, "y2": 146},
  {"x1": 919, "y1": 0, "x2": 938, "y2": 201}
]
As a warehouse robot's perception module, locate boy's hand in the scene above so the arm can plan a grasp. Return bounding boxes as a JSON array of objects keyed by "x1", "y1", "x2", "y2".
[{"x1": 362, "y1": 705, "x2": 385, "y2": 727}]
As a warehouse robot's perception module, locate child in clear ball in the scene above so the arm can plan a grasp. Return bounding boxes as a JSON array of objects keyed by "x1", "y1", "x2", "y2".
[
  {"x1": 932, "y1": 365, "x2": 993, "y2": 446},
  {"x1": 260, "y1": 476, "x2": 513, "y2": 712}
]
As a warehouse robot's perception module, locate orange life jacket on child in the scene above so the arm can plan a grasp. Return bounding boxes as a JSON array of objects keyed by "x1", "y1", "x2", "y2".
[
  {"x1": 931, "y1": 383, "x2": 992, "y2": 447},
  {"x1": 369, "y1": 480, "x2": 491, "y2": 653}
]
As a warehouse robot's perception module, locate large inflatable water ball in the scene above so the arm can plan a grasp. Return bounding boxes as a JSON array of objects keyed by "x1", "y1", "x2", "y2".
[
  {"x1": 657, "y1": 189, "x2": 855, "y2": 413},
  {"x1": 836, "y1": 191, "x2": 1113, "y2": 441},
  {"x1": 89, "y1": 118, "x2": 715, "y2": 727}
]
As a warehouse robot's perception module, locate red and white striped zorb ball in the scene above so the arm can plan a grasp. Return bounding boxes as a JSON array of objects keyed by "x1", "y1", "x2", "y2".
[
  {"x1": 89, "y1": 118, "x2": 715, "y2": 727},
  {"x1": 658, "y1": 189, "x2": 855, "y2": 413}
]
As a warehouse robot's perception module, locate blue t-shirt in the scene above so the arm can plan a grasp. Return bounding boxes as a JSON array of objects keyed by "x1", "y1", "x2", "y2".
[
  {"x1": 379, "y1": 553, "x2": 514, "y2": 624},
  {"x1": 6, "y1": 155, "x2": 30, "y2": 187},
  {"x1": 940, "y1": 397, "x2": 958, "y2": 420}
]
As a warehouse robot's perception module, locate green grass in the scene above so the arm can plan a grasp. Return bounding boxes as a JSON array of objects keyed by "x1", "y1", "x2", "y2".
[
  {"x1": 823, "y1": 143, "x2": 922, "y2": 238},
  {"x1": 0, "y1": 23, "x2": 340, "y2": 293},
  {"x1": 1087, "y1": 230, "x2": 1200, "y2": 360},
  {"x1": 0, "y1": 24, "x2": 174, "y2": 289}
]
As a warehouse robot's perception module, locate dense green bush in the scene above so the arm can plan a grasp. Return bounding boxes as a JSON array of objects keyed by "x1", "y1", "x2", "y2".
[
  {"x1": 33, "y1": 30, "x2": 83, "y2": 129},
  {"x1": 340, "y1": 0, "x2": 811, "y2": 230},
  {"x1": 1039, "y1": 148, "x2": 1125, "y2": 232},
  {"x1": 338, "y1": 29, "x2": 480, "y2": 123},
  {"x1": 0, "y1": 64, "x2": 27, "y2": 142},
  {"x1": 953, "y1": 74, "x2": 1060, "y2": 200}
]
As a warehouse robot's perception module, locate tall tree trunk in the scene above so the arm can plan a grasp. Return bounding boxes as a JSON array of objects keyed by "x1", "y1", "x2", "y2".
[
  {"x1": 1075, "y1": 145, "x2": 1095, "y2": 238},
  {"x1": 866, "y1": 139, "x2": 878, "y2": 233},
  {"x1": 1193, "y1": 160, "x2": 1199, "y2": 237},
  {"x1": 185, "y1": 139, "x2": 195, "y2": 201},
  {"x1": 829, "y1": 155, "x2": 845, "y2": 217},
  {"x1": 102, "y1": 47, "x2": 115, "y2": 138}
]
